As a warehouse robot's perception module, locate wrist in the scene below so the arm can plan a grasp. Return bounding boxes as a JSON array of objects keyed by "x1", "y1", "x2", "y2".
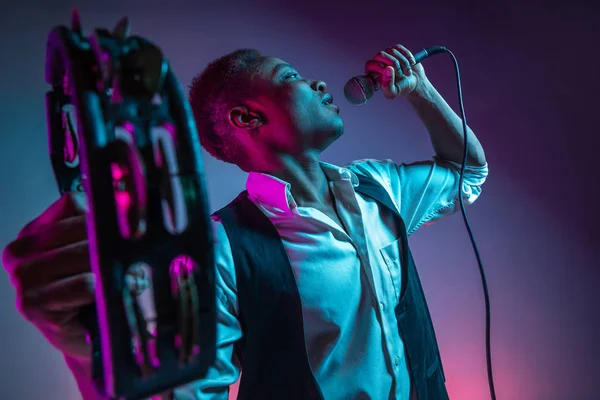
[
  {"x1": 64, "y1": 354, "x2": 92, "y2": 373},
  {"x1": 406, "y1": 78, "x2": 436, "y2": 105},
  {"x1": 64, "y1": 355, "x2": 104, "y2": 400}
]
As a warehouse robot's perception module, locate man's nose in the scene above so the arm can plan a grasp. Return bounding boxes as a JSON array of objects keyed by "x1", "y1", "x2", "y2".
[{"x1": 311, "y1": 80, "x2": 327, "y2": 92}]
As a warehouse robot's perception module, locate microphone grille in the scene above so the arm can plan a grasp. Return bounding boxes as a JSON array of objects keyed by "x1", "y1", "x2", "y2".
[{"x1": 343, "y1": 75, "x2": 375, "y2": 105}]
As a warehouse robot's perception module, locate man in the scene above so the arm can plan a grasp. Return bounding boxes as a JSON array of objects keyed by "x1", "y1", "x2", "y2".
[{"x1": 2, "y1": 42, "x2": 487, "y2": 400}]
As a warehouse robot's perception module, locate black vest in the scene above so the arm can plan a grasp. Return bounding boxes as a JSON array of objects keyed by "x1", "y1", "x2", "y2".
[{"x1": 214, "y1": 173, "x2": 449, "y2": 400}]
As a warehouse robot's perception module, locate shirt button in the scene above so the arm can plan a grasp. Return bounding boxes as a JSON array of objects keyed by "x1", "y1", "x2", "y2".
[
  {"x1": 379, "y1": 302, "x2": 385, "y2": 310},
  {"x1": 394, "y1": 356, "x2": 400, "y2": 366}
]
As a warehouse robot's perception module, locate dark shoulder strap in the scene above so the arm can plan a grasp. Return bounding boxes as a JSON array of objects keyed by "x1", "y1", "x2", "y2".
[
  {"x1": 353, "y1": 172, "x2": 407, "y2": 230},
  {"x1": 213, "y1": 190, "x2": 291, "y2": 359},
  {"x1": 354, "y1": 172, "x2": 410, "y2": 300},
  {"x1": 212, "y1": 192, "x2": 322, "y2": 399}
]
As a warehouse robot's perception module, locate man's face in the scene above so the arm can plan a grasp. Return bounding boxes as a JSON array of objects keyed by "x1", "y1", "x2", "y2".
[{"x1": 248, "y1": 57, "x2": 344, "y2": 156}]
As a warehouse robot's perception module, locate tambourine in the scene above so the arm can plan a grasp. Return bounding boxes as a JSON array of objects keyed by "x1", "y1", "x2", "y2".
[{"x1": 44, "y1": 10, "x2": 216, "y2": 399}]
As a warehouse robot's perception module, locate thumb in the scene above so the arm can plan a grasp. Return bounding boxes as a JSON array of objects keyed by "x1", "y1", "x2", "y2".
[{"x1": 381, "y1": 66, "x2": 397, "y2": 99}]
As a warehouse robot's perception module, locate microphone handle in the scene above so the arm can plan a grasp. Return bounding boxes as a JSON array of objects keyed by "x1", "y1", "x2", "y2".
[
  {"x1": 414, "y1": 45, "x2": 447, "y2": 64},
  {"x1": 368, "y1": 45, "x2": 447, "y2": 89}
]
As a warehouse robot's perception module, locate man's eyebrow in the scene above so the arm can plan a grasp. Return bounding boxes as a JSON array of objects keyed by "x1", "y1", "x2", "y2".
[{"x1": 271, "y1": 63, "x2": 294, "y2": 79}]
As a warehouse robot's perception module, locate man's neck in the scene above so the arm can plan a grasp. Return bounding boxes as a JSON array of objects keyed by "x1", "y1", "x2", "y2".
[{"x1": 267, "y1": 153, "x2": 332, "y2": 208}]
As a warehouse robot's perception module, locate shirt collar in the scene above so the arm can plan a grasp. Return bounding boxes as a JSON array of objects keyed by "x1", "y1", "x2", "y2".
[{"x1": 246, "y1": 161, "x2": 359, "y2": 215}]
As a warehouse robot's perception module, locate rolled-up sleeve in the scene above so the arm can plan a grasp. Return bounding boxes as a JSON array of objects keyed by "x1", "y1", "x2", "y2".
[
  {"x1": 348, "y1": 157, "x2": 488, "y2": 236},
  {"x1": 172, "y1": 220, "x2": 242, "y2": 399}
]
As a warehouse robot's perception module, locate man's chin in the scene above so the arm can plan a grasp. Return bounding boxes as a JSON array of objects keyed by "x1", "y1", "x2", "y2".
[{"x1": 316, "y1": 129, "x2": 343, "y2": 153}]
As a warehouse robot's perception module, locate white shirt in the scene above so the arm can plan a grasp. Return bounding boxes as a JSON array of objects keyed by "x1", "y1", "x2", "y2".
[{"x1": 173, "y1": 157, "x2": 489, "y2": 400}]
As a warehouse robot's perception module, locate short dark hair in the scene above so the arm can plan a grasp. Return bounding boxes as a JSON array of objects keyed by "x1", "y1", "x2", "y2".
[{"x1": 188, "y1": 49, "x2": 265, "y2": 170}]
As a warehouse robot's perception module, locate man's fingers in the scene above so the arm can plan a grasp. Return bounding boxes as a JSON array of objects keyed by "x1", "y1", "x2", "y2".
[
  {"x1": 17, "y1": 268, "x2": 149, "y2": 325},
  {"x1": 4, "y1": 215, "x2": 88, "y2": 265},
  {"x1": 381, "y1": 66, "x2": 398, "y2": 98},
  {"x1": 390, "y1": 44, "x2": 416, "y2": 66},
  {"x1": 365, "y1": 60, "x2": 397, "y2": 98},
  {"x1": 18, "y1": 193, "x2": 87, "y2": 239},
  {"x1": 364, "y1": 60, "x2": 388, "y2": 81},
  {"x1": 373, "y1": 51, "x2": 401, "y2": 73},
  {"x1": 21, "y1": 273, "x2": 95, "y2": 314},
  {"x1": 12, "y1": 240, "x2": 91, "y2": 292},
  {"x1": 17, "y1": 273, "x2": 94, "y2": 337},
  {"x1": 388, "y1": 48, "x2": 412, "y2": 76}
]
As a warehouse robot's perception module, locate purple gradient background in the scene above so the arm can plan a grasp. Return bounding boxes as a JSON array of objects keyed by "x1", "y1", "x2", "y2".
[{"x1": 0, "y1": 0, "x2": 598, "y2": 399}]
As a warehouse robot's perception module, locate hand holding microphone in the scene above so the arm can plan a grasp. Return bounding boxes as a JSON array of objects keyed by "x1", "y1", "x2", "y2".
[{"x1": 344, "y1": 44, "x2": 446, "y2": 105}]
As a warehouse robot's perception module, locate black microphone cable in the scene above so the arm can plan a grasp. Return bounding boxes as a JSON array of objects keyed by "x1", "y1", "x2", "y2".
[{"x1": 424, "y1": 47, "x2": 497, "y2": 400}]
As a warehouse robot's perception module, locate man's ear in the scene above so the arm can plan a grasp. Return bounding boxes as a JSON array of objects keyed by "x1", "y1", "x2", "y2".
[{"x1": 228, "y1": 106, "x2": 264, "y2": 129}]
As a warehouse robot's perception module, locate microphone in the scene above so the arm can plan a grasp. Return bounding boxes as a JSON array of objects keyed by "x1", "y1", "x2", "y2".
[{"x1": 343, "y1": 45, "x2": 447, "y2": 105}]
